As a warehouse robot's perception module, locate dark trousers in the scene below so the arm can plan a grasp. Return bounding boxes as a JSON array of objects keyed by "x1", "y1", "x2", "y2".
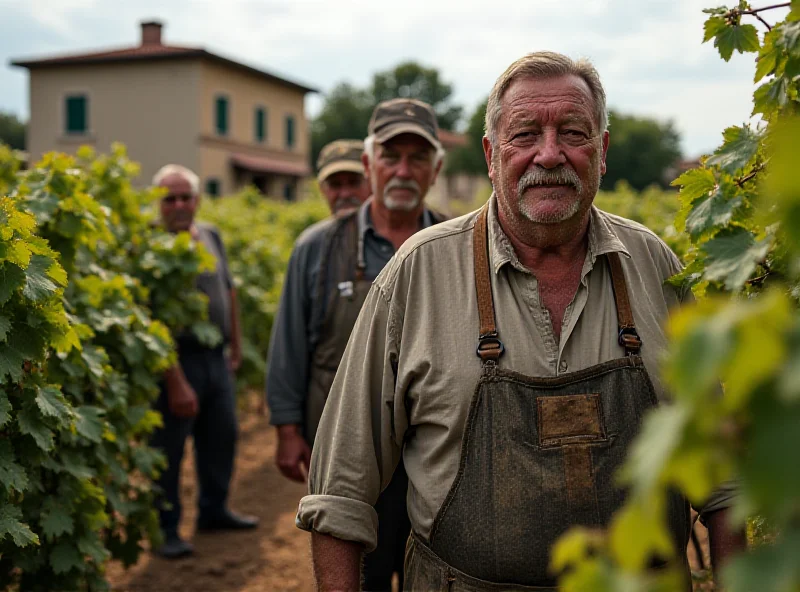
[
  {"x1": 151, "y1": 346, "x2": 238, "y2": 537},
  {"x1": 363, "y1": 461, "x2": 412, "y2": 592}
]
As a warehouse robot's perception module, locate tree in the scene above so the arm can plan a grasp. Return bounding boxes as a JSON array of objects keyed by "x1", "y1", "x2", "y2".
[
  {"x1": 0, "y1": 111, "x2": 26, "y2": 150},
  {"x1": 445, "y1": 99, "x2": 488, "y2": 175},
  {"x1": 603, "y1": 110, "x2": 682, "y2": 191},
  {"x1": 310, "y1": 62, "x2": 464, "y2": 166},
  {"x1": 371, "y1": 61, "x2": 463, "y2": 131},
  {"x1": 310, "y1": 83, "x2": 374, "y2": 170}
]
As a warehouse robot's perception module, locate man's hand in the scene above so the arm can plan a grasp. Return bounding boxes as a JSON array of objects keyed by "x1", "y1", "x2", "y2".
[
  {"x1": 276, "y1": 424, "x2": 311, "y2": 482},
  {"x1": 167, "y1": 380, "x2": 199, "y2": 418}
]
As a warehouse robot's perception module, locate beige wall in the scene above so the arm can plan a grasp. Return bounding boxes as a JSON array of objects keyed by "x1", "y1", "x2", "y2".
[
  {"x1": 198, "y1": 61, "x2": 309, "y2": 195},
  {"x1": 27, "y1": 60, "x2": 201, "y2": 186}
]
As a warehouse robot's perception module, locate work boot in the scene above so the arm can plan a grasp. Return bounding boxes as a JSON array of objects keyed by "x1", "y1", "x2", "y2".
[
  {"x1": 155, "y1": 534, "x2": 194, "y2": 559},
  {"x1": 196, "y1": 510, "x2": 259, "y2": 532}
]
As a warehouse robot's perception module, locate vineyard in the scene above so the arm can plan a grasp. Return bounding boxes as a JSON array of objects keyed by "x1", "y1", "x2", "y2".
[{"x1": 1, "y1": 2, "x2": 800, "y2": 591}]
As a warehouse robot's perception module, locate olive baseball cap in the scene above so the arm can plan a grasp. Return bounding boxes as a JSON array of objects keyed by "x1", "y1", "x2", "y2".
[
  {"x1": 316, "y1": 139, "x2": 366, "y2": 182},
  {"x1": 368, "y1": 98, "x2": 440, "y2": 149}
]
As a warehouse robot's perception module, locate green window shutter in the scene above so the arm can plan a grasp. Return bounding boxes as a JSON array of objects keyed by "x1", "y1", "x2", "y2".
[
  {"x1": 206, "y1": 179, "x2": 220, "y2": 197},
  {"x1": 255, "y1": 107, "x2": 266, "y2": 142},
  {"x1": 285, "y1": 115, "x2": 295, "y2": 148},
  {"x1": 215, "y1": 97, "x2": 228, "y2": 135},
  {"x1": 65, "y1": 95, "x2": 87, "y2": 134}
]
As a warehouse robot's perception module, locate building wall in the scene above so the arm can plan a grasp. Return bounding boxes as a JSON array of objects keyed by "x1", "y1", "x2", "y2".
[
  {"x1": 198, "y1": 61, "x2": 309, "y2": 196},
  {"x1": 26, "y1": 60, "x2": 201, "y2": 185}
]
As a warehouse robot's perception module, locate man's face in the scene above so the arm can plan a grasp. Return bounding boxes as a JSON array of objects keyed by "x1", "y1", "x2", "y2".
[
  {"x1": 320, "y1": 171, "x2": 370, "y2": 214},
  {"x1": 484, "y1": 74, "x2": 608, "y2": 232},
  {"x1": 363, "y1": 133, "x2": 441, "y2": 212},
  {"x1": 159, "y1": 173, "x2": 198, "y2": 233}
]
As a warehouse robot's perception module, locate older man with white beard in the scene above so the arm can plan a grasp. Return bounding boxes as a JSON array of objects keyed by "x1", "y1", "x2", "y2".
[
  {"x1": 266, "y1": 98, "x2": 448, "y2": 591},
  {"x1": 297, "y1": 52, "x2": 744, "y2": 591}
]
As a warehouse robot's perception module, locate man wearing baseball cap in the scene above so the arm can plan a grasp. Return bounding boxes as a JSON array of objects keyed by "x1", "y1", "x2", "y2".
[
  {"x1": 266, "y1": 99, "x2": 448, "y2": 590},
  {"x1": 316, "y1": 139, "x2": 370, "y2": 215}
]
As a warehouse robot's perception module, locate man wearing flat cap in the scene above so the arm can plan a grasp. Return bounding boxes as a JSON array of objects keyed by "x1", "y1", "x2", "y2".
[
  {"x1": 266, "y1": 100, "x2": 448, "y2": 590},
  {"x1": 316, "y1": 139, "x2": 371, "y2": 215}
]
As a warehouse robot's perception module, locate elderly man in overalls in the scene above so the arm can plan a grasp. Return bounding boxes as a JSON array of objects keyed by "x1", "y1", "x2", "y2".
[
  {"x1": 267, "y1": 101, "x2": 448, "y2": 591},
  {"x1": 297, "y1": 52, "x2": 745, "y2": 591}
]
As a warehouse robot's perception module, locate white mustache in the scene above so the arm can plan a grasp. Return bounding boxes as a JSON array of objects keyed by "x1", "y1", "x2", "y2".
[
  {"x1": 518, "y1": 166, "x2": 582, "y2": 194},
  {"x1": 385, "y1": 178, "x2": 421, "y2": 196}
]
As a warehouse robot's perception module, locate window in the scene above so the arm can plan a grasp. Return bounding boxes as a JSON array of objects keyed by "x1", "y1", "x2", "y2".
[
  {"x1": 215, "y1": 96, "x2": 228, "y2": 136},
  {"x1": 283, "y1": 182, "x2": 295, "y2": 201},
  {"x1": 285, "y1": 115, "x2": 295, "y2": 149},
  {"x1": 254, "y1": 107, "x2": 267, "y2": 143},
  {"x1": 65, "y1": 95, "x2": 88, "y2": 134},
  {"x1": 206, "y1": 178, "x2": 220, "y2": 197}
]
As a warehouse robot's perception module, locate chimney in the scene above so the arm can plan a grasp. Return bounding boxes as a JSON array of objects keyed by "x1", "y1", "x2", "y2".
[{"x1": 141, "y1": 21, "x2": 163, "y2": 46}]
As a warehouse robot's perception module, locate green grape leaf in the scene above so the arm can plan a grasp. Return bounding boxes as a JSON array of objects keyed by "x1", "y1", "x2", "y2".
[
  {"x1": 17, "y1": 404, "x2": 55, "y2": 451},
  {"x1": 58, "y1": 448, "x2": 96, "y2": 480},
  {"x1": 49, "y1": 540, "x2": 83, "y2": 574},
  {"x1": 0, "y1": 388, "x2": 11, "y2": 427},
  {"x1": 755, "y1": 30, "x2": 781, "y2": 82},
  {"x1": 753, "y1": 77, "x2": 790, "y2": 117},
  {"x1": 74, "y1": 405, "x2": 105, "y2": 443},
  {"x1": 703, "y1": 16, "x2": 728, "y2": 43},
  {"x1": 722, "y1": 528, "x2": 800, "y2": 592},
  {"x1": 0, "y1": 441, "x2": 29, "y2": 494},
  {"x1": 35, "y1": 386, "x2": 72, "y2": 420},
  {"x1": 702, "y1": 229, "x2": 772, "y2": 290},
  {"x1": 0, "y1": 314, "x2": 10, "y2": 341},
  {"x1": 610, "y1": 495, "x2": 674, "y2": 570},
  {"x1": 78, "y1": 533, "x2": 110, "y2": 564},
  {"x1": 550, "y1": 528, "x2": 603, "y2": 573},
  {"x1": 671, "y1": 168, "x2": 717, "y2": 203},
  {"x1": 0, "y1": 342, "x2": 25, "y2": 383},
  {"x1": 685, "y1": 189, "x2": 744, "y2": 239},
  {"x1": 0, "y1": 262, "x2": 25, "y2": 305},
  {"x1": 40, "y1": 499, "x2": 74, "y2": 540},
  {"x1": 0, "y1": 504, "x2": 39, "y2": 547},
  {"x1": 191, "y1": 320, "x2": 223, "y2": 348},
  {"x1": 706, "y1": 126, "x2": 762, "y2": 174},
  {"x1": 714, "y1": 23, "x2": 761, "y2": 61},
  {"x1": 23, "y1": 254, "x2": 59, "y2": 302}
]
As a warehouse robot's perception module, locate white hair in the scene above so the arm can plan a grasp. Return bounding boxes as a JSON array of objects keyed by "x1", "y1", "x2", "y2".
[
  {"x1": 485, "y1": 52, "x2": 609, "y2": 147},
  {"x1": 363, "y1": 135, "x2": 446, "y2": 168},
  {"x1": 152, "y1": 164, "x2": 200, "y2": 195}
]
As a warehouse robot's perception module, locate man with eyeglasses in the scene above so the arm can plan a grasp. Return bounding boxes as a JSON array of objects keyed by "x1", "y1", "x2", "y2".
[
  {"x1": 151, "y1": 164, "x2": 257, "y2": 560},
  {"x1": 266, "y1": 100, "x2": 448, "y2": 591}
]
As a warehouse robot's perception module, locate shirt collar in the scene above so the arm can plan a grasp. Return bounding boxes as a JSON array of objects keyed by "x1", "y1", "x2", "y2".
[
  {"x1": 486, "y1": 193, "x2": 631, "y2": 275},
  {"x1": 358, "y1": 196, "x2": 437, "y2": 239}
]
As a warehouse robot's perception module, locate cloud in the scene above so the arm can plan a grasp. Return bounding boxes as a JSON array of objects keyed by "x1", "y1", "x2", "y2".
[{"x1": 1, "y1": 0, "x2": 765, "y2": 154}]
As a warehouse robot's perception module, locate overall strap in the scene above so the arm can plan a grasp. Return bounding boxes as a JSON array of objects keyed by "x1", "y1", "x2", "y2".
[
  {"x1": 473, "y1": 205, "x2": 504, "y2": 363},
  {"x1": 607, "y1": 252, "x2": 642, "y2": 356}
]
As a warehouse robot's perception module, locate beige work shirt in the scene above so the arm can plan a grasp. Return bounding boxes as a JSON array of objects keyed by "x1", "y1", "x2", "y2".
[{"x1": 297, "y1": 195, "x2": 735, "y2": 552}]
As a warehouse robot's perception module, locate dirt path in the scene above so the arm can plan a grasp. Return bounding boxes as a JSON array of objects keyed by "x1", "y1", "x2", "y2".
[
  {"x1": 107, "y1": 394, "x2": 314, "y2": 592},
  {"x1": 106, "y1": 391, "x2": 713, "y2": 591}
]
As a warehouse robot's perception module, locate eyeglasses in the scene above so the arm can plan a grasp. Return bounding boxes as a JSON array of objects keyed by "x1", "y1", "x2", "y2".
[{"x1": 163, "y1": 193, "x2": 194, "y2": 204}]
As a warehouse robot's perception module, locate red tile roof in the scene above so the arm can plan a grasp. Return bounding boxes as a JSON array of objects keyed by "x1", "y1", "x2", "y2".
[
  {"x1": 11, "y1": 44, "x2": 317, "y2": 94},
  {"x1": 438, "y1": 128, "x2": 469, "y2": 149},
  {"x1": 230, "y1": 153, "x2": 311, "y2": 177}
]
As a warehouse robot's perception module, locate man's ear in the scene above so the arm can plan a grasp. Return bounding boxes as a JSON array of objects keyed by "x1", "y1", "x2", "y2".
[
  {"x1": 483, "y1": 136, "x2": 495, "y2": 185},
  {"x1": 361, "y1": 153, "x2": 371, "y2": 184},
  {"x1": 600, "y1": 130, "x2": 609, "y2": 176}
]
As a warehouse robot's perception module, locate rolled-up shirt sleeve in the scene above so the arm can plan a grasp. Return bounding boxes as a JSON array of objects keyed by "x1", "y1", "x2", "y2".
[
  {"x1": 296, "y1": 282, "x2": 404, "y2": 551},
  {"x1": 266, "y1": 238, "x2": 315, "y2": 426}
]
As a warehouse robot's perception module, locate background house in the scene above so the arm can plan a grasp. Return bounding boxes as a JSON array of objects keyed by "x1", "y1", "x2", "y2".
[{"x1": 11, "y1": 21, "x2": 316, "y2": 199}]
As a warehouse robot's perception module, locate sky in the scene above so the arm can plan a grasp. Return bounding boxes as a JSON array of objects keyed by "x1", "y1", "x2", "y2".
[{"x1": 1, "y1": 0, "x2": 771, "y2": 157}]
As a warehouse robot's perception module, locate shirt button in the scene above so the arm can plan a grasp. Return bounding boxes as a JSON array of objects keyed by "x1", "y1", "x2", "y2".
[{"x1": 559, "y1": 360, "x2": 568, "y2": 372}]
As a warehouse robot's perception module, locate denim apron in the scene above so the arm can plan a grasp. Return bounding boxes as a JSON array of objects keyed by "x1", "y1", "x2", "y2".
[{"x1": 405, "y1": 205, "x2": 690, "y2": 590}]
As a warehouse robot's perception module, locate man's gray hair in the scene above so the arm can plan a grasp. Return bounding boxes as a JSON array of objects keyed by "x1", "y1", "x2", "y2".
[
  {"x1": 363, "y1": 135, "x2": 446, "y2": 168},
  {"x1": 485, "y1": 52, "x2": 608, "y2": 146},
  {"x1": 152, "y1": 164, "x2": 201, "y2": 195}
]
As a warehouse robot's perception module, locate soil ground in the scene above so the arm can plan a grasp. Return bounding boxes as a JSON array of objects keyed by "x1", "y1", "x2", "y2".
[{"x1": 106, "y1": 392, "x2": 713, "y2": 591}]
